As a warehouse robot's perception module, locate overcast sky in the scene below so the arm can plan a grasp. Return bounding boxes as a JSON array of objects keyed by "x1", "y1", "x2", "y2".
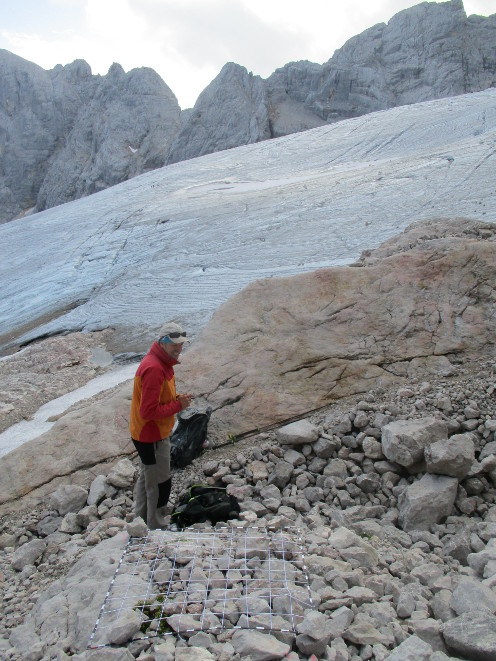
[{"x1": 1, "y1": 0, "x2": 494, "y2": 108}]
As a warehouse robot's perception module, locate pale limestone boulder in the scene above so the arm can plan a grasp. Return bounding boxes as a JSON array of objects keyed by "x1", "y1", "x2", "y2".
[
  {"x1": 441, "y1": 609, "x2": 496, "y2": 660},
  {"x1": 398, "y1": 474, "x2": 458, "y2": 531},
  {"x1": 450, "y1": 577, "x2": 496, "y2": 616},
  {"x1": 425, "y1": 433, "x2": 475, "y2": 478},
  {"x1": 49, "y1": 485, "x2": 88, "y2": 516},
  {"x1": 232, "y1": 629, "x2": 290, "y2": 660},
  {"x1": 381, "y1": 417, "x2": 448, "y2": 469},
  {"x1": 276, "y1": 419, "x2": 319, "y2": 445},
  {"x1": 12, "y1": 539, "x2": 46, "y2": 571},
  {"x1": 179, "y1": 226, "x2": 495, "y2": 441},
  {"x1": 106, "y1": 458, "x2": 136, "y2": 488}
]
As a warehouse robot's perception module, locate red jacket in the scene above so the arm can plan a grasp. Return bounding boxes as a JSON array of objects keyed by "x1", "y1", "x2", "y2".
[{"x1": 129, "y1": 342, "x2": 182, "y2": 442}]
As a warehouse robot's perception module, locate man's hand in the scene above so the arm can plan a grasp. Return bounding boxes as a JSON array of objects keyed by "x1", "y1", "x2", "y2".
[{"x1": 177, "y1": 393, "x2": 192, "y2": 410}]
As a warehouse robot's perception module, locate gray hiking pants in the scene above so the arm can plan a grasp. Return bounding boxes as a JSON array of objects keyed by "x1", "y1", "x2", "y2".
[{"x1": 133, "y1": 438, "x2": 171, "y2": 530}]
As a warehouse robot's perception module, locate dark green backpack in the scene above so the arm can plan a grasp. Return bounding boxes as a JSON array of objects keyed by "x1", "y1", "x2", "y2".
[{"x1": 170, "y1": 485, "x2": 240, "y2": 529}]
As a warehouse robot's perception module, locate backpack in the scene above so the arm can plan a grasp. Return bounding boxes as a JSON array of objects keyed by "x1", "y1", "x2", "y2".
[
  {"x1": 170, "y1": 407, "x2": 212, "y2": 468},
  {"x1": 170, "y1": 485, "x2": 240, "y2": 529}
]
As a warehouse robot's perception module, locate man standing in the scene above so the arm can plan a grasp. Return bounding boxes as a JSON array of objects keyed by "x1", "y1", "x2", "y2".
[{"x1": 130, "y1": 322, "x2": 192, "y2": 529}]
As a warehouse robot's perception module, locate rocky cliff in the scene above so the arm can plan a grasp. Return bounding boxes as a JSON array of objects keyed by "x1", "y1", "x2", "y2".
[
  {"x1": 169, "y1": 0, "x2": 496, "y2": 161},
  {"x1": 1, "y1": 0, "x2": 495, "y2": 222},
  {"x1": 0, "y1": 51, "x2": 180, "y2": 222}
]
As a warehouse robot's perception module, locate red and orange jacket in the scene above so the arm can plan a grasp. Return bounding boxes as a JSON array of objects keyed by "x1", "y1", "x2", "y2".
[{"x1": 129, "y1": 342, "x2": 182, "y2": 443}]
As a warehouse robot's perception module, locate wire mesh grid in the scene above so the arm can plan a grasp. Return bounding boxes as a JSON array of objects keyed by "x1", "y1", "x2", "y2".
[{"x1": 88, "y1": 525, "x2": 314, "y2": 648}]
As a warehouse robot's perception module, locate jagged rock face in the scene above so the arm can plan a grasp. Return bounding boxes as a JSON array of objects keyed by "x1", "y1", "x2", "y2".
[
  {"x1": 178, "y1": 1, "x2": 496, "y2": 156},
  {"x1": 179, "y1": 220, "x2": 496, "y2": 438},
  {"x1": 308, "y1": 0, "x2": 496, "y2": 120},
  {"x1": 0, "y1": 52, "x2": 180, "y2": 223},
  {"x1": 166, "y1": 62, "x2": 271, "y2": 164}
]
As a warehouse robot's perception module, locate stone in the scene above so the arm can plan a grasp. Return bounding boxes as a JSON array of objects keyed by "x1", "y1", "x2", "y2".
[
  {"x1": 87, "y1": 475, "x2": 108, "y2": 506},
  {"x1": 106, "y1": 458, "x2": 136, "y2": 488},
  {"x1": 384, "y1": 634, "x2": 433, "y2": 660},
  {"x1": 467, "y1": 539, "x2": 496, "y2": 577},
  {"x1": 450, "y1": 577, "x2": 496, "y2": 615},
  {"x1": 381, "y1": 417, "x2": 448, "y2": 468},
  {"x1": 398, "y1": 474, "x2": 458, "y2": 531},
  {"x1": 126, "y1": 517, "x2": 148, "y2": 539},
  {"x1": 276, "y1": 420, "x2": 319, "y2": 445},
  {"x1": 267, "y1": 461, "x2": 294, "y2": 489},
  {"x1": 49, "y1": 485, "x2": 89, "y2": 516},
  {"x1": 441, "y1": 609, "x2": 496, "y2": 660},
  {"x1": 313, "y1": 436, "x2": 340, "y2": 459},
  {"x1": 175, "y1": 648, "x2": 215, "y2": 661},
  {"x1": 231, "y1": 629, "x2": 290, "y2": 660},
  {"x1": 295, "y1": 610, "x2": 333, "y2": 655},
  {"x1": 107, "y1": 609, "x2": 142, "y2": 645},
  {"x1": 12, "y1": 539, "x2": 47, "y2": 571},
  {"x1": 9, "y1": 622, "x2": 44, "y2": 661},
  {"x1": 167, "y1": 62, "x2": 270, "y2": 166},
  {"x1": 425, "y1": 433, "x2": 475, "y2": 478}
]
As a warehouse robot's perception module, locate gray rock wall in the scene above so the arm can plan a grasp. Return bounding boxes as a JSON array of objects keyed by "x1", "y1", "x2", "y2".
[
  {"x1": 0, "y1": 52, "x2": 180, "y2": 223},
  {"x1": 166, "y1": 62, "x2": 271, "y2": 164}
]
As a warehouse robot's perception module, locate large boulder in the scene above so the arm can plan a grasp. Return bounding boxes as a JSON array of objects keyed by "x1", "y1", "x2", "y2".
[
  {"x1": 179, "y1": 224, "x2": 496, "y2": 440},
  {"x1": 425, "y1": 433, "x2": 475, "y2": 478},
  {"x1": 382, "y1": 417, "x2": 448, "y2": 469},
  {"x1": 398, "y1": 474, "x2": 458, "y2": 532}
]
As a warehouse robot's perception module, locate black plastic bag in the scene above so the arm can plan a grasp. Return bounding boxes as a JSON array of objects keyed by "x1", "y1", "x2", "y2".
[
  {"x1": 171, "y1": 484, "x2": 240, "y2": 528},
  {"x1": 170, "y1": 407, "x2": 212, "y2": 468}
]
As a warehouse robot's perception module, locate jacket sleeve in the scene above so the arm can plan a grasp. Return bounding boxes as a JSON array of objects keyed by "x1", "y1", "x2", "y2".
[{"x1": 139, "y1": 366, "x2": 182, "y2": 420}]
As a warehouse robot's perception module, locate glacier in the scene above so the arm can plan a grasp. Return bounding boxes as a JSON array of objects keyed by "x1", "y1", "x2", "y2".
[{"x1": 1, "y1": 88, "x2": 496, "y2": 356}]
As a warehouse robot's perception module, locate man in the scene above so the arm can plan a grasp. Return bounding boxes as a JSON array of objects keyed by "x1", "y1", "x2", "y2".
[{"x1": 130, "y1": 322, "x2": 192, "y2": 529}]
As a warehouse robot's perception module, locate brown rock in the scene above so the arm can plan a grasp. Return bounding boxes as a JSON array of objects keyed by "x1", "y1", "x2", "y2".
[{"x1": 180, "y1": 220, "x2": 495, "y2": 440}]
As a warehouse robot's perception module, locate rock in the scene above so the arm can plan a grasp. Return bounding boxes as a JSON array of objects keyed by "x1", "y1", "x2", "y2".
[
  {"x1": 295, "y1": 610, "x2": 333, "y2": 656},
  {"x1": 467, "y1": 539, "x2": 496, "y2": 577},
  {"x1": 167, "y1": 63, "x2": 270, "y2": 165},
  {"x1": 9, "y1": 622, "x2": 44, "y2": 661},
  {"x1": 231, "y1": 629, "x2": 290, "y2": 660},
  {"x1": 0, "y1": 382, "x2": 133, "y2": 507},
  {"x1": 175, "y1": 648, "x2": 215, "y2": 661},
  {"x1": 49, "y1": 485, "x2": 89, "y2": 516},
  {"x1": 385, "y1": 634, "x2": 433, "y2": 660},
  {"x1": 181, "y1": 227, "x2": 495, "y2": 440},
  {"x1": 441, "y1": 609, "x2": 496, "y2": 660},
  {"x1": 267, "y1": 461, "x2": 294, "y2": 489},
  {"x1": 106, "y1": 458, "x2": 136, "y2": 488},
  {"x1": 425, "y1": 433, "x2": 475, "y2": 478},
  {"x1": 126, "y1": 517, "x2": 148, "y2": 539},
  {"x1": 398, "y1": 474, "x2": 458, "y2": 531},
  {"x1": 313, "y1": 436, "x2": 340, "y2": 459},
  {"x1": 2, "y1": 3, "x2": 496, "y2": 223},
  {"x1": 450, "y1": 577, "x2": 496, "y2": 615},
  {"x1": 59, "y1": 512, "x2": 83, "y2": 534},
  {"x1": 381, "y1": 417, "x2": 448, "y2": 468},
  {"x1": 107, "y1": 609, "x2": 142, "y2": 645},
  {"x1": 276, "y1": 420, "x2": 319, "y2": 446},
  {"x1": 12, "y1": 539, "x2": 47, "y2": 571},
  {"x1": 248, "y1": 461, "x2": 269, "y2": 481},
  {"x1": 0, "y1": 51, "x2": 180, "y2": 222},
  {"x1": 87, "y1": 475, "x2": 109, "y2": 506}
]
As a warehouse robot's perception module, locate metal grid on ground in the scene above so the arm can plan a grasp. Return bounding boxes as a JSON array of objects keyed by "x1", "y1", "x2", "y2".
[{"x1": 88, "y1": 526, "x2": 314, "y2": 648}]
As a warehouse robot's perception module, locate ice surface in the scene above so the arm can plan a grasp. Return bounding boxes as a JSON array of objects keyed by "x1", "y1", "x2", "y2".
[{"x1": 1, "y1": 89, "x2": 496, "y2": 353}]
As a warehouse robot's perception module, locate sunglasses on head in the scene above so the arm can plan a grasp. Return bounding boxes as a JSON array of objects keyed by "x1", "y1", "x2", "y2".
[{"x1": 160, "y1": 332, "x2": 187, "y2": 341}]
